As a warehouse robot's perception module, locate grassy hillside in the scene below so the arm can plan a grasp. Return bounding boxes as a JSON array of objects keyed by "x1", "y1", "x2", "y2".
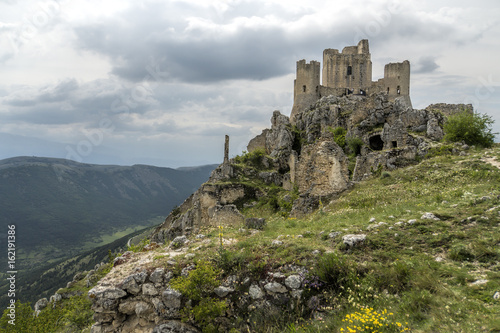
[{"x1": 3, "y1": 145, "x2": 499, "y2": 332}]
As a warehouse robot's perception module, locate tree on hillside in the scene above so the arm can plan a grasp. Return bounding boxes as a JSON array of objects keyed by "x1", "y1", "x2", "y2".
[{"x1": 443, "y1": 110, "x2": 497, "y2": 147}]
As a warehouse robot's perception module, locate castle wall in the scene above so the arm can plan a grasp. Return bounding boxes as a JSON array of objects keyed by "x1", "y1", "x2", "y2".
[
  {"x1": 382, "y1": 60, "x2": 410, "y2": 99},
  {"x1": 291, "y1": 60, "x2": 320, "y2": 121},
  {"x1": 290, "y1": 40, "x2": 411, "y2": 124},
  {"x1": 322, "y1": 40, "x2": 372, "y2": 94}
]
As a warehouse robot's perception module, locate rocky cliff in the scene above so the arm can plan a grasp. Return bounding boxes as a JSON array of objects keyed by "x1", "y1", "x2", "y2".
[{"x1": 150, "y1": 93, "x2": 471, "y2": 242}]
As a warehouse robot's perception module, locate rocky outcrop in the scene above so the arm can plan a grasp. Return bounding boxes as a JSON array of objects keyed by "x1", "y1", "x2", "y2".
[
  {"x1": 88, "y1": 255, "x2": 309, "y2": 333},
  {"x1": 151, "y1": 92, "x2": 469, "y2": 243},
  {"x1": 292, "y1": 139, "x2": 349, "y2": 196}
]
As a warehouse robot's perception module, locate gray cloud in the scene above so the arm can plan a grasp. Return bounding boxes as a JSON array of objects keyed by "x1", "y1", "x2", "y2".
[
  {"x1": 1, "y1": 1, "x2": 499, "y2": 167},
  {"x1": 413, "y1": 56, "x2": 440, "y2": 74}
]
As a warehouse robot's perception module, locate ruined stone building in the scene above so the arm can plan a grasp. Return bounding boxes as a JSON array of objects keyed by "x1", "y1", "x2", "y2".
[{"x1": 291, "y1": 39, "x2": 410, "y2": 121}]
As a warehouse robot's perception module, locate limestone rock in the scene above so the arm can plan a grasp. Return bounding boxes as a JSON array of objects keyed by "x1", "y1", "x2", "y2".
[
  {"x1": 121, "y1": 275, "x2": 141, "y2": 295},
  {"x1": 34, "y1": 298, "x2": 48, "y2": 315},
  {"x1": 135, "y1": 301, "x2": 154, "y2": 318},
  {"x1": 264, "y1": 282, "x2": 287, "y2": 294},
  {"x1": 247, "y1": 129, "x2": 269, "y2": 153},
  {"x1": 214, "y1": 286, "x2": 234, "y2": 298},
  {"x1": 342, "y1": 234, "x2": 367, "y2": 247},
  {"x1": 284, "y1": 275, "x2": 302, "y2": 290},
  {"x1": 118, "y1": 300, "x2": 139, "y2": 315},
  {"x1": 162, "y1": 289, "x2": 182, "y2": 309},
  {"x1": 245, "y1": 217, "x2": 266, "y2": 230},
  {"x1": 427, "y1": 117, "x2": 444, "y2": 141},
  {"x1": 170, "y1": 236, "x2": 188, "y2": 248},
  {"x1": 210, "y1": 204, "x2": 244, "y2": 226},
  {"x1": 328, "y1": 232, "x2": 342, "y2": 238},
  {"x1": 421, "y1": 212, "x2": 440, "y2": 221},
  {"x1": 152, "y1": 321, "x2": 200, "y2": 333},
  {"x1": 89, "y1": 286, "x2": 127, "y2": 300},
  {"x1": 249, "y1": 285, "x2": 265, "y2": 299},
  {"x1": 49, "y1": 293, "x2": 62, "y2": 305},
  {"x1": 294, "y1": 139, "x2": 349, "y2": 196},
  {"x1": 150, "y1": 268, "x2": 165, "y2": 284},
  {"x1": 142, "y1": 283, "x2": 159, "y2": 296}
]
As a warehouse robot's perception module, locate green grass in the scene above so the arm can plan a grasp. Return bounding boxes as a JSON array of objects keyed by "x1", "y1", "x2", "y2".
[
  {"x1": 8, "y1": 145, "x2": 500, "y2": 332},
  {"x1": 185, "y1": 145, "x2": 500, "y2": 332}
]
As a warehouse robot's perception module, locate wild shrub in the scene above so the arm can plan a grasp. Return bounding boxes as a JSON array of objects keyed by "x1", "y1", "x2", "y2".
[
  {"x1": 330, "y1": 126, "x2": 347, "y2": 149},
  {"x1": 449, "y1": 244, "x2": 475, "y2": 262},
  {"x1": 169, "y1": 261, "x2": 220, "y2": 301},
  {"x1": 233, "y1": 148, "x2": 269, "y2": 169},
  {"x1": 346, "y1": 136, "x2": 364, "y2": 156},
  {"x1": 169, "y1": 261, "x2": 227, "y2": 331},
  {"x1": 313, "y1": 253, "x2": 356, "y2": 292},
  {"x1": 425, "y1": 144, "x2": 454, "y2": 158},
  {"x1": 443, "y1": 110, "x2": 496, "y2": 147}
]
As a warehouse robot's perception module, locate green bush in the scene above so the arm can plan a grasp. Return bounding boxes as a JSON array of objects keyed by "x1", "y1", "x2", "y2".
[
  {"x1": 191, "y1": 298, "x2": 227, "y2": 332},
  {"x1": 330, "y1": 127, "x2": 347, "y2": 148},
  {"x1": 170, "y1": 261, "x2": 220, "y2": 301},
  {"x1": 346, "y1": 136, "x2": 364, "y2": 156},
  {"x1": 449, "y1": 244, "x2": 474, "y2": 262},
  {"x1": 233, "y1": 148, "x2": 269, "y2": 169},
  {"x1": 170, "y1": 261, "x2": 226, "y2": 330},
  {"x1": 314, "y1": 253, "x2": 356, "y2": 291},
  {"x1": 443, "y1": 110, "x2": 496, "y2": 147}
]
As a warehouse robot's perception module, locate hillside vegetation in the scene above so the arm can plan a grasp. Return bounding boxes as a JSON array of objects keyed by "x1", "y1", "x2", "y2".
[
  {"x1": 4, "y1": 144, "x2": 499, "y2": 332},
  {"x1": 0, "y1": 157, "x2": 216, "y2": 268}
]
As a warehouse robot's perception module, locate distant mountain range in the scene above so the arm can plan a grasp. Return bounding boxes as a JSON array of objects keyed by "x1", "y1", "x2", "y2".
[{"x1": 0, "y1": 156, "x2": 217, "y2": 272}]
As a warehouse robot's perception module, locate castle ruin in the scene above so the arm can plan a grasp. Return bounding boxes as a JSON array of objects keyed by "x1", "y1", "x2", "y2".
[{"x1": 291, "y1": 39, "x2": 410, "y2": 121}]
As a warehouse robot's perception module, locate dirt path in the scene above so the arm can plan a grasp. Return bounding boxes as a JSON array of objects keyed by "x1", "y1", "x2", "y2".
[{"x1": 483, "y1": 157, "x2": 500, "y2": 169}]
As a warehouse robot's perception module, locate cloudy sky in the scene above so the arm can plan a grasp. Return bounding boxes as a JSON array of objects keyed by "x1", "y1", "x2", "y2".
[{"x1": 0, "y1": 0, "x2": 499, "y2": 167}]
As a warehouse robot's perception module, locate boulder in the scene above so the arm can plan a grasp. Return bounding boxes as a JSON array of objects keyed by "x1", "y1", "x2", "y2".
[
  {"x1": 162, "y1": 289, "x2": 182, "y2": 309},
  {"x1": 342, "y1": 234, "x2": 367, "y2": 248},
  {"x1": 34, "y1": 298, "x2": 48, "y2": 315},
  {"x1": 150, "y1": 268, "x2": 165, "y2": 284},
  {"x1": 264, "y1": 282, "x2": 287, "y2": 294},
  {"x1": 245, "y1": 218, "x2": 266, "y2": 230},
  {"x1": 284, "y1": 275, "x2": 302, "y2": 290},
  {"x1": 152, "y1": 321, "x2": 200, "y2": 333},
  {"x1": 249, "y1": 285, "x2": 265, "y2": 300},
  {"x1": 142, "y1": 283, "x2": 159, "y2": 296},
  {"x1": 214, "y1": 286, "x2": 234, "y2": 298}
]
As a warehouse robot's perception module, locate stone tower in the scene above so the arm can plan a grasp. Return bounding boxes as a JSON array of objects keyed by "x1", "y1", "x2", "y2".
[
  {"x1": 291, "y1": 60, "x2": 320, "y2": 121},
  {"x1": 322, "y1": 39, "x2": 372, "y2": 94},
  {"x1": 381, "y1": 60, "x2": 410, "y2": 99},
  {"x1": 289, "y1": 40, "x2": 411, "y2": 123}
]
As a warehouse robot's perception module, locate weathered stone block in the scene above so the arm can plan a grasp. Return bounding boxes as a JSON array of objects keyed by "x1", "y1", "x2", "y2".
[{"x1": 245, "y1": 217, "x2": 266, "y2": 230}]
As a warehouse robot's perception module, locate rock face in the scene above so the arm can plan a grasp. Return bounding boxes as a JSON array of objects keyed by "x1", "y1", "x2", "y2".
[
  {"x1": 293, "y1": 139, "x2": 349, "y2": 196},
  {"x1": 151, "y1": 91, "x2": 469, "y2": 242}
]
